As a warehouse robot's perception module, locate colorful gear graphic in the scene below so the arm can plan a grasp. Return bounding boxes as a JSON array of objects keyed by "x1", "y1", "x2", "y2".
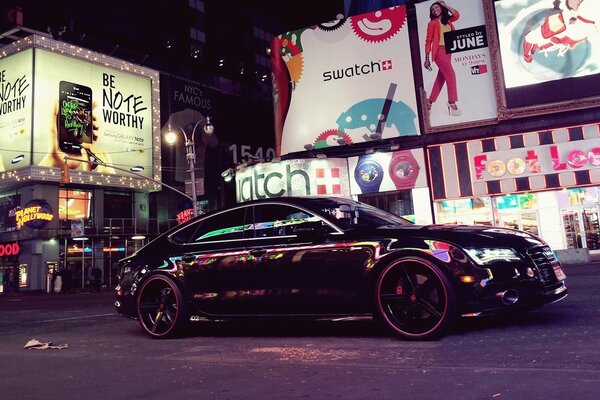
[
  {"x1": 312, "y1": 129, "x2": 353, "y2": 149},
  {"x1": 350, "y1": 6, "x2": 407, "y2": 43},
  {"x1": 275, "y1": 36, "x2": 304, "y2": 86},
  {"x1": 317, "y1": 18, "x2": 347, "y2": 32}
]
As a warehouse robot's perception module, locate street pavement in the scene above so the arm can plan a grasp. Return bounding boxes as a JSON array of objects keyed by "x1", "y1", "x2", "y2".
[{"x1": 0, "y1": 262, "x2": 599, "y2": 400}]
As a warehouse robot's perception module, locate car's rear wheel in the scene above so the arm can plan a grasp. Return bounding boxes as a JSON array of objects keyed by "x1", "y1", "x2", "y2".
[
  {"x1": 137, "y1": 274, "x2": 187, "y2": 338},
  {"x1": 375, "y1": 257, "x2": 457, "y2": 340}
]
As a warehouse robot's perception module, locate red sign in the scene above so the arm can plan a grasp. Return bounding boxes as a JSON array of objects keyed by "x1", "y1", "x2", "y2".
[{"x1": 0, "y1": 242, "x2": 20, "y2": 257}]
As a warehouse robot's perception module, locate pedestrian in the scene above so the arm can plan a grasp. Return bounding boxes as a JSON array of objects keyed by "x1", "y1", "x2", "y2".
[
  {"x1": 62, "y1": 267, "x2": 72, "y2": 293},
  {"x1": 91, "y1": 266, "x2": 102, "y2": 292}
]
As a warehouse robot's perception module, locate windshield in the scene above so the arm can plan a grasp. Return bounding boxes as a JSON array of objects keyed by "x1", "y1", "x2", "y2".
[{"x1": 313, "y1": 198, "x2": 413, "y2": 230}]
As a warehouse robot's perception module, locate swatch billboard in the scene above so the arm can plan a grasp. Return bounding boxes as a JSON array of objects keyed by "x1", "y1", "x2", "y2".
[
  {"x1": 235, "y1": 159, "x2": 351, "y2": 202},
  {"x1": 271, "y1": 5, "x2": 420, "y2": 156}
]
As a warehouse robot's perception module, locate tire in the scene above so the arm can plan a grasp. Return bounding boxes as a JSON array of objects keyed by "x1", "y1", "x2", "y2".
[
  {"x1": 374, "y1": 257, "x2": 457, "y2": 340},
  {"x1": 136, "y1": 274, "x2": 188, "y2": 338}
]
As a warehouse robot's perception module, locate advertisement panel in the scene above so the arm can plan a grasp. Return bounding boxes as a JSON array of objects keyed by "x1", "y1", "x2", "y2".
[
  {"x1": 272, "y1": 6, "x2": 419, "y2": 156},
  {"x1": 0, "y1": 49, "x2": 33, "y2": 172},
  {"x1": 415, "y1": 0, "x2": 497, "y2": 131},
  {"x1": 348, "y1": 149, "x2": 427, "y2": 194},
  {"x1": 32, "y1": 49, "x2": 153, "y2": 178},
  {"x1": 427, "y1": 122, "x2": 600, "y2": 200},
  {"x1": 487, "y1": 0, "x2": 600, "y2": 112},
  {"x1": 235, "y1": 159, "x2": 351, "y2": 202}
]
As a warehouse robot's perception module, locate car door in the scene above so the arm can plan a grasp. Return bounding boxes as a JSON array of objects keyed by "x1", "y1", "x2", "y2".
[
  {"x1": 173, "y1": 205, "x2": 254, "y2": 315},
  {"x1": 242, "y1": 203, "x2": 370, "y2": 315}
]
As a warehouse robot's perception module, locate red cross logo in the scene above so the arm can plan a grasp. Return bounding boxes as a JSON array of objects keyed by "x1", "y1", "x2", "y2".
[{"x1": 315, "y1": 168, "x2": 341, "y2": 194}]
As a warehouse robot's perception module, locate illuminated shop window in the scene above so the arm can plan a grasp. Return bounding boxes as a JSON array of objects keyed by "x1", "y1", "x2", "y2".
[
  {"x1": 59, "y1": 189, "x2": 92, "y2": 220},
  {"x1": 19, "y1": 264, "x2": 27, "y2": 288},
  {"x1": 557, "y1": 187, "x2": 599, "y2": 206},
  {"x1": 358, "y1": 191, "x2": 415, "y2": 221},
  {"x1": 434, "y1": 197, "x2": 493, "y2": 226},
  {"x1": 496, "y1": 193, "x2": 538, "y2": 210}
]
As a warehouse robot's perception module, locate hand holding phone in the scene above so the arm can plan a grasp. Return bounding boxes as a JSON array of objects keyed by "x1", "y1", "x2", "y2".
[{"x1": 58, "y1": 81, "x2": 93, "y2": 154}]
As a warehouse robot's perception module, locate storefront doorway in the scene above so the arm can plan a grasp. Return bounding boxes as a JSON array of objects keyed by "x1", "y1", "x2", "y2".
[{"x1": 561, "y1": 207, "x2": 600, "y2": 251}]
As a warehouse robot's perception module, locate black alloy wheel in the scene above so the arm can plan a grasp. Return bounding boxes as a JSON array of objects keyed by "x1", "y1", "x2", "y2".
[
  {"x1": 137, "y1": 274, "x2": 187, "y2": 338},
  {"x1": 375, "y1": 257, "x2": 457, "y2": 340}
]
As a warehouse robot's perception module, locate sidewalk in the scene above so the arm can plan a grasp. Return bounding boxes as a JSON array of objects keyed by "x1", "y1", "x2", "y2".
[{"x1": 0, "y1": 286, "x2": 115, "y2": 302}]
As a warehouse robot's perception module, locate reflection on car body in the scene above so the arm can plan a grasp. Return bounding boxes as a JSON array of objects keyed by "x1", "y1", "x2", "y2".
[{"x1": 114, "y1": 196, "x2": 567, "y2": 339}]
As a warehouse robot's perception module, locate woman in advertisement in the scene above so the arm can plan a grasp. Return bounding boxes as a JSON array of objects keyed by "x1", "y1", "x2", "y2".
[{"x1": 423, "y1": 1, "x2": 461, "y2": 116}]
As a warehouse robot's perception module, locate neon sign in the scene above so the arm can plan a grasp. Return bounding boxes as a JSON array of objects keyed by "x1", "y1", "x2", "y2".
[
  {"x1": 473, "y1": 143, "x2": 600, "y2": 181},
  {"x1": 0, "y1": 242, "x2": 20, "y2": 257},
  {"x1": 15, "y1": 200, "x2": 54, "y2": 229}
]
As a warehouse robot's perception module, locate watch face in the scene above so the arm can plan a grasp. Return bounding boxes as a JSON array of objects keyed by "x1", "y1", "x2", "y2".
[
  {"x1": 389, "y1": 152, "x2": 419, "y2": 190},
  {"x1": 354, "y1": 158, "x2": 384, "y2": 193}
]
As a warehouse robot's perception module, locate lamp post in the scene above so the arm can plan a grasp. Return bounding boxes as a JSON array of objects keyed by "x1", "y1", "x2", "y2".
[{"x1": 164, "y1": 116, "x2": 214, "y2": 217}]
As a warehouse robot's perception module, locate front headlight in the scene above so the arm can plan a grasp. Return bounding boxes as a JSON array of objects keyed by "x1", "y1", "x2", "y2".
[{"x1": 465, "y1": 248, "x2": 522, "y2": 265}]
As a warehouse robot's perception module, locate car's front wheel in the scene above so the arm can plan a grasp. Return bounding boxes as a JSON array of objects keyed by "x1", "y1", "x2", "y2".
[
  {"x1": 375, "y1": 257, "x2": 457, "y2": 340},
  {"x1": 136, "y1": 274, "x2": 188, "y2": 338}
]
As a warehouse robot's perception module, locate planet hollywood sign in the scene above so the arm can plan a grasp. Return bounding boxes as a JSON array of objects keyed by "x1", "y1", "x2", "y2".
[{"x1": 15, "y1": 200, "x2": 54, "y2": 229}]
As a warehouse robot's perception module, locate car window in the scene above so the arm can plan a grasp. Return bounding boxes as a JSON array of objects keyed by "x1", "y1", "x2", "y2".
[
  {"x1": 168, "y1": 207, "x2": 251, "y2": 244},
  {"x1": 251, "y1": 204, "x2": 325, "y2": 238},
  {"x1": 169, "y1": 219, "x2": 203, "y2": 244}
]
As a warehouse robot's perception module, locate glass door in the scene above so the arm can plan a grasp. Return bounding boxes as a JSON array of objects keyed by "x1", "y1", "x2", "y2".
[
  {"x1": 561, "y1": 207, "x2": 600, "y2": 250},
  {"x1": 582, "y1": 208, "x2": 600, "y2": 251},
  {"x1": 562, "y1": 208, "x2": 584, "y2": 249}
]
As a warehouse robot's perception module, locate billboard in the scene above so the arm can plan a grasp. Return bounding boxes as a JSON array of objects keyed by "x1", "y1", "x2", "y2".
[
  {"x1": 348, "y1": 149, "x2": 427, "y2": 194},
  {"x1": 427, "y1": 122, "x2": 600, "y2": 200},
  {"x1": 415, "y1": 0, "x2": 498, "y2": 131},
  {"x1": 235, "y1": 159, "x2": 351, "y2": 202},
  {"x1": 486, "y1": 0, "x2": 600, "y2": 115},
  {"x1": 32, "y1": 49, "x2": 153, "y2": 178},
  {"x1": 0, "y1": 49, "x2": 33, "y2": 172},
  {"x1": 271, "y1": 6, "x2": 420, "y2": 156}
]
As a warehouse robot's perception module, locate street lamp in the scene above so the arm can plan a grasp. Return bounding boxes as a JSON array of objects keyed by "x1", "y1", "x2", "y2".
[{"x1": 164, "y1": 116, "x2": 214, "y2": 217}]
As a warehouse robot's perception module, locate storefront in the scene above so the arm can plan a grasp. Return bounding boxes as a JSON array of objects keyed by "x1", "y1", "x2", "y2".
[
  {"x1": 428, "y1": 122, "x2": 600, "y2": 261},
  {"x1": 234, "y1": 148, "x2": 434, "y2": 225}
]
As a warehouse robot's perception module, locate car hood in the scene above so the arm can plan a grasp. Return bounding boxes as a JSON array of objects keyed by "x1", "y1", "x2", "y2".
[{"x1": 377, "y1": 224, "x2": 546, "y2": 249}]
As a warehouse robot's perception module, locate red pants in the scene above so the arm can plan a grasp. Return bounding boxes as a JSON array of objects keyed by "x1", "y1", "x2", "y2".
[{"x1": 429, "y1": 47, "x2": 458, "y2": 103}]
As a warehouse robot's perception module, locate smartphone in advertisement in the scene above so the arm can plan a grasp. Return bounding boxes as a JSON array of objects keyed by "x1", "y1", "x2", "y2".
[{"x1": 58, "y1": 81, "x2": 93, "y2": 154}]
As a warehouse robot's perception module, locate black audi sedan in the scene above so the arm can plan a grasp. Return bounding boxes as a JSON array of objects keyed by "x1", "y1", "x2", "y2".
[{"x1": 114, "y1": 196, "x2": 567, "y2": 340}]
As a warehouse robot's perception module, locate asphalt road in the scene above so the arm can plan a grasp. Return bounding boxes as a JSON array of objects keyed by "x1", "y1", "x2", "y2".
[{"x1": 0, "y1": 263, "x2": 599, "y2": 400}]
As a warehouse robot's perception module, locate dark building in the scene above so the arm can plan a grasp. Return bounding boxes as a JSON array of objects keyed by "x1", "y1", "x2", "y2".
[{"x1": 1, "y1": 0, "x2": 599, "y2": 293}]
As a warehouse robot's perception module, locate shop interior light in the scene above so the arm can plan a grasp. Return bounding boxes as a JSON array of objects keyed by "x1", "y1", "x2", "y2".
[
  {"x1": 131, "y1": 235, "x2": 146, "y2": 240},
  {"x1": 73, "y1": 237, "x2": 88, "y2": 241}
]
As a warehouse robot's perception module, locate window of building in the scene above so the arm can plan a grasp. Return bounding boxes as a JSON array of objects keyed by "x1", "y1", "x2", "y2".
[
  {"x1": 59, "y1": 189, "x2": 92, "y2": 220},
  {"x1": 434, "y1": 197, "x2": 493, "y2": 225},
  {"x1": 358, "y1": 191, "x2": 414, "y2": 220}
]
